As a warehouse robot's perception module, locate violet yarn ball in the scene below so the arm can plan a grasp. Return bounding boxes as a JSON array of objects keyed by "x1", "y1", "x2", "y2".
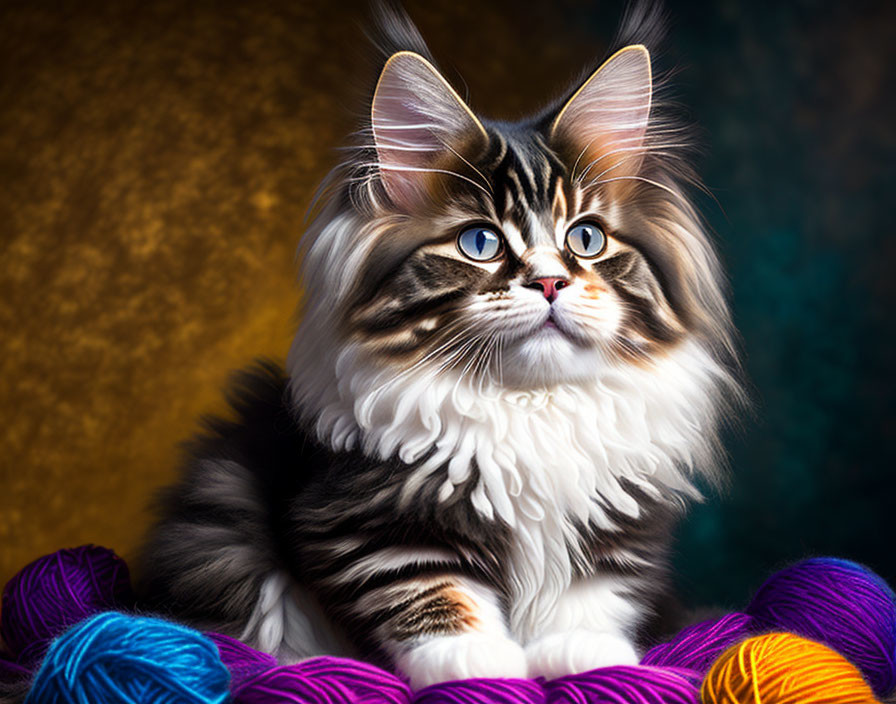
[
  {"x1": 746, "y1": 557, "x2": 896, "y2": 698},
  {"x1": 413, "y1": 678, "x2": 544, "y2": 704},
  {"x1": 640, "y1": 612, "x2": 756, "y2": 674},
  {"x1": 1, "y1": 545, "x2": 133, "y2": 666},
  {"x1": 543, "y1": 665, "x2": 701, "y2": 704},
  {"x1": 233, "y1": 656, "x2": 411, "y2": 704}
]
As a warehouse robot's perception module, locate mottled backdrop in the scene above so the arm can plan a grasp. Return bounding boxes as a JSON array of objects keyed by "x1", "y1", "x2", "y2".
[{"x1": 1, "y1": 0, "x2": 894, "y2": 613}]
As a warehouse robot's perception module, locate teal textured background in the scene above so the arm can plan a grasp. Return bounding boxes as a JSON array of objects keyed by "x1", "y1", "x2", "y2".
[{"x1": 580, "y1": 0, "x2": 896, "y2": 609}]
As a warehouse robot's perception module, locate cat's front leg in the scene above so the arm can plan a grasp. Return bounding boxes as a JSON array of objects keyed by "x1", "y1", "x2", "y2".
[
  {"x1": 523, "y1": 574, "x2": 641, "y2": 680},
  {"x1": 356, "y1": 574, "x2": 527, "y2": 689}
]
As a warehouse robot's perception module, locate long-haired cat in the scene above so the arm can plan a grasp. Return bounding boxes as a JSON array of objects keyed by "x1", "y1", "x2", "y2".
[{"x1": 139, "y1": 4, "x2": 742, "y2": 688}]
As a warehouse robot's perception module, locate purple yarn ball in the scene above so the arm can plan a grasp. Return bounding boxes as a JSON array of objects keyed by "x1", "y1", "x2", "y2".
[
  {"x1": 640, "y1": 612, "x2": 755, "y2": 674},
  {"x1": 206, "y1": 633, "x2": 277, "y2": 693},
  {"x1": 746, "y1": 557, "x2": 896, "y2": 698},
  {"x1": 1, "y1": 545, "x2": 134, "y2": 666},
  {"x1": 542, "y1": 665, "x2": 701, "y2": 704},
  {"x1": 414, "y1": 678, "x2": 544, "y2": 704},
  {"x1": 233, "y1": 656, "x2": 411, "y2": 704}
]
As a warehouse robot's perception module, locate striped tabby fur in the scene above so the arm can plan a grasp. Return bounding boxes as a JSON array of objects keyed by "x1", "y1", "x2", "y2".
[{"x1": 139, "y1": 4, "x2": 743, "y2": 688}]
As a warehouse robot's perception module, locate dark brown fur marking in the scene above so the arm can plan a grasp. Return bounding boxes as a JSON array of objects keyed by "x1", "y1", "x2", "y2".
[{"x1": 389, "y1": 584, "x2": 481, "y2": 640}]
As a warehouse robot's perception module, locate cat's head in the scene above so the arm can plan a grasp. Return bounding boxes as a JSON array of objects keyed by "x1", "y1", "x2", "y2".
[{"x1": 289, "y1": 10, "x2": 738, "y2": 411}]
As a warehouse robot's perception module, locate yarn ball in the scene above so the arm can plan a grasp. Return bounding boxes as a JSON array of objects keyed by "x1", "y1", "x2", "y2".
[
  {"x1": 414, "y1": 678, "x2": 543, "y2": 704},
  {"x1": 206, "y1": 633, "x2": 277, "y2": 692},
  {"x1": 746, "y1": 557, "x2": 896, "y2": 697},
  {"x1": 24, "y1": 611, "x2": 230, "y2": 704},
  {"x1": 701, "y1": 632, "x2": 879, "y2": 704},
  {"x1": 1, "y1": 545, "x2": 133, "y2": 666},
  {"x1": 232, "y1": 656, "x2": 411, "y2": 704},
  {"x1": 543, "y1": 665, "x2": 701, "y2": 704},
  {"x1": 640, "y1": 613, "x2": 756, "y2": 674}
]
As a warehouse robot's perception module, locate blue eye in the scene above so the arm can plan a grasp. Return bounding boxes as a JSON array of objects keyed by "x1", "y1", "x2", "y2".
[
  {"x1": 566, "y1": 222, "x2": 607, "y2": 258},
  {"x1": 457, "y1": 226, "x2": 503, "y2": 261}
]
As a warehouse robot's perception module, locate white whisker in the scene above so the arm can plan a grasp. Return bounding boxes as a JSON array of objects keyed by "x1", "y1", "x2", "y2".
[
  {"x1": 585, "y1": 174, "x2": 682, "y2": 200},
  {"x1": 377, "y1": 164, "x2": 492, "y2": 198}
]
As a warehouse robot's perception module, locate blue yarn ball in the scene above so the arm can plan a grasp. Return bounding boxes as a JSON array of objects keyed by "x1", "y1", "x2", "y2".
[{"x1": 25, "y1": 612, "x2": 230, "y2": 704}]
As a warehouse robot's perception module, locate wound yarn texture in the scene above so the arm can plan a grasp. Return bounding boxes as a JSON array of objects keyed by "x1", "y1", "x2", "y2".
[
  {"x1": 543, "y1": 665, "x2": 701, "y2": 704},
  {"x1": 24, "y1": 611, "x2": 230, "y2": 704},
  {"x1": 1, "y1": 545, "x2": 133, "y2": 666},
  {"x1": 231, "y1": 656, "x2": 411, "y2": 704},
  {"x1": 414, "y1": 677, "x2": 545, "y2": 704},
  {"x1": 641, "y1": 613, "x2": 756, "y2": 674},
  {"x1": 746, "y1": 557, "x2": 896, "y2": 698},
  {"x1": 701, "y1": 632, "x2": 879, "y2": 704}
]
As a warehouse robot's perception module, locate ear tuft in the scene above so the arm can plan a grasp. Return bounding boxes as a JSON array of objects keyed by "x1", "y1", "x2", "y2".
[
  {"x1": 371, "y1": 52, "x2": 487, "y2": 210},
  {"x1": 550, "y1": 45, "x2": 652, "y2": 182}
]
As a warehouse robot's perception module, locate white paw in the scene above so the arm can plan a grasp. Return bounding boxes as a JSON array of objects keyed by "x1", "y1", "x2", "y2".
[
  {"x1": 524, "y1": 630, "x2": 639, "y2": 680},
  {"x1": 396, "y1": 632, "x2": 528, "y2": 689}
]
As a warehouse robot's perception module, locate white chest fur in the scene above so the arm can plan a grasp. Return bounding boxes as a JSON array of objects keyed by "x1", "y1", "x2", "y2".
[{"x1": 291, "y1": 340, "x2": 724, "y2": 641}]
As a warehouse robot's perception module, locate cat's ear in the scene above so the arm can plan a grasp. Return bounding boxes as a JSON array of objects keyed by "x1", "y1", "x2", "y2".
[
  {"x1": 550, "y1": 45, "x2": 652, "y2": 181},
  {"x1": 371, "y1": 51, "x2": 487, "y2": 210}
]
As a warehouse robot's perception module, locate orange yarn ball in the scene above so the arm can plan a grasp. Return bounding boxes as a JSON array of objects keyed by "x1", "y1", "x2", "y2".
[{"x1": 701, "y1": 632, "x2": 880, "y2": 704}]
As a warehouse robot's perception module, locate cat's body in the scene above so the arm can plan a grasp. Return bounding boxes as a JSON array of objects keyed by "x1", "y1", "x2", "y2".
[{"x1": 139, "y1": 6, "x2": 742, "y2": 688}]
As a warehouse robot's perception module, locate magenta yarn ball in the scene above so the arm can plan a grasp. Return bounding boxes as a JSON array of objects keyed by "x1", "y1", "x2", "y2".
[
  {"x1": 640, "y1": 612, "x2": 755, "y2": 674},
  {"x1": 542, "y1": 665, "x2": 701, "y2": 704},
  {"x1": 232, "y1": 656, "x2": 411, "y2": 704},
  {"x1": 414, "y1": 678, "x2": 544, "y2": 704},
  {"x1": 1, "y1": 545, "x2": 134, "y2": 665},
  {"x1": 746, "y1": 557, "x2": 896, "y2": 698}
]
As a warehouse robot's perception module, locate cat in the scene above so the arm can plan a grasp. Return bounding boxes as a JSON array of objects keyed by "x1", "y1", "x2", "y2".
[{"x1": 138, "y1": 4, "x2": 743, "y2": 689}]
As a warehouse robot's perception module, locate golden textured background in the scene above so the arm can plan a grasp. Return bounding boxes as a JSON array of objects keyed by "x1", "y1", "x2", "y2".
[{"x1": 0, "y1": 0, "x2": 595, "y2": 588}]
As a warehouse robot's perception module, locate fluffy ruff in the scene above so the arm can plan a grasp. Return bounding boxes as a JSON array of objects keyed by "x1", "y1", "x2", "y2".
[{"x1": 290, "y1": 338, "x2": 728, "y2": 643}]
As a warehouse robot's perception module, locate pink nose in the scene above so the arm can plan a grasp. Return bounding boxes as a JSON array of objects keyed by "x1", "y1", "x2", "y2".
[{"x1": 526, "y1": 277, "x2": 570, "y2": 303}]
